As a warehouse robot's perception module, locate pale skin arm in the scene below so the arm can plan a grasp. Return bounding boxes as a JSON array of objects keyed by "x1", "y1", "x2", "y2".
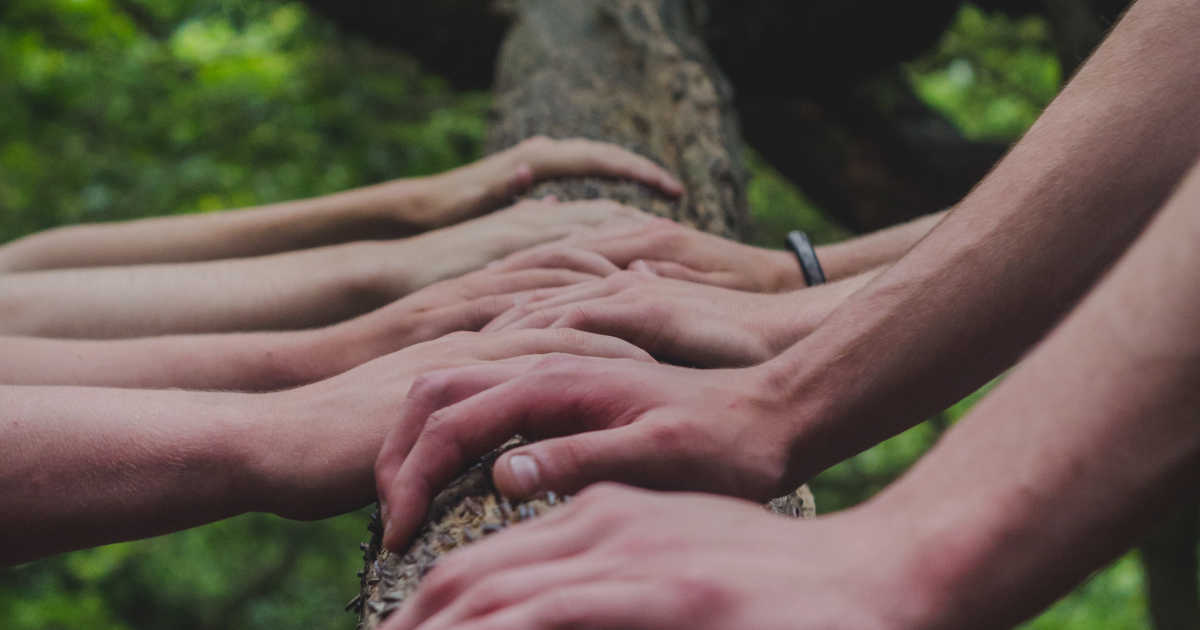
[
  {"x1": 0, "y1": 257, "x2": 618, "y2": 390},
  {"x1": 0, "y1": 137, "x2": 682, "y2": 273},
  {"x1": 371, "y1": 0, "x2": 1200, "y2": 548},
  {"x1": 377, "y1": 125, "x2": 1200, "y2": 630},
  {"x1": 0, "y1": 328, "x2": 653, "y2": 566},
  {"x1": 0, "y1": 199, "x2": 650, "y2": 338}
]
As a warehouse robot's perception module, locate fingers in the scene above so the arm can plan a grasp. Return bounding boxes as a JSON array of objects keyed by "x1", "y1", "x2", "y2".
[
  {"x1": 629, "y1": 259, "x2": 722, "y2": 285},
  {"x1": 385, "y1": 526, "x2": 600, "y2": 629},
  {"x1": 490, "y1": 244, "x2": 621, "y2": 276},
  {"x1": 471, "y1": 328, "x2": 654, "y2": 363},
  {"x1": 485, "y1": 279, "x2": 622, "y2": 331},
  {"x1": 493, "y1": 424, "x2": 684, "y2": 498},
  {"x1": 412, "y1": 580, "x2": 693, "y2": 630},
  {"x1": 514, "y1": 136, "x2": 684, "y2": 197},
  {"x1": 380, "y1": 358, "x2": 646, "y2": 548},
  {"x1": 376, "y1": 361, "x2": 538, "y2": 550}
]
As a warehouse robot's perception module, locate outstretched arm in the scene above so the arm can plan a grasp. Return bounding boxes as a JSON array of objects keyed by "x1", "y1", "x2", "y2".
[
  {"x1": 0, "y1": 260, "x2": 613, "y2": 390},
  {"x1": 0, "y1": 328, "x2": 651, "y2": 566},
  {"x1": 0, "y1": 199, "x2": 648, "y2": 338},
  {"x1": 0, "y1": 137, "x2": 681, "y2": 273},
  {"x1": 377, "y1": 131, "x2": 1200, "y2": 630}
]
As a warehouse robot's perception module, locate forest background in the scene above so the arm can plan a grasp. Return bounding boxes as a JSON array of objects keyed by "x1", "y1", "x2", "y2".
[{"x1": 0, "y1": 0, "x2": 1158, "y2": 628}]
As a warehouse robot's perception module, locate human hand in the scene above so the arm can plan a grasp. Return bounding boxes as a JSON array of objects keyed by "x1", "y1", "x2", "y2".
[
  {"x1": 338, "y1": 246, "x2": 622, "y2": 366},
  {"x1": 422, "y1": 136, "x2": 683, "y2": 227},
  {"x1": 374, "y1": 355, "x2": 810, "y2": 550},
  {"x1": 380, "y1": 485, "x2": 933, "y2": 630},
  {"x1": 494, "y1": 217, "x2": 804, "y2": 292},
  {"x1": 483, "y1": 268, "x2": 817, "y2": 367},
  {"x1": 388, "y1": 197, "x2": 652, "y2": 296},
  {"x1": 249, "y1": 329, "x2": 654, "y2": 521}
]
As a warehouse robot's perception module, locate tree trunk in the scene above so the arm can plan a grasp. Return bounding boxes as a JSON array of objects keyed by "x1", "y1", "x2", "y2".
[{"x1": 352, "y1": 2, "x2": 813, "y2": 627}]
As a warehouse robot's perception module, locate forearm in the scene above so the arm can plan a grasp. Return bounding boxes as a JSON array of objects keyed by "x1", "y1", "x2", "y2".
[
  {"x1": 762, "y1": 267, "x2": 884, "y2": 355},
  {"x1": 758, "y1": 212, "x2": 944, "y2": 291},
  {"x1": 0, "y1": 330, "x2": 340, "y2": 390},
  {"x1": 0, "y1": 241, "x2": 395, "y2": 337},
  {"x1": 815, "y1": 210, "x2": 947, "y2": 281},
  {"x1": 0, "y1": 301, "x2": 449, "y2": 390},
  {"x1": 875, "y1": 162, "x2": 1200, "y2": 628},
  {"x1": 0, "y1": 179, "x2": 436, "y2": 273},
  {"x1": 766, "y1": 0, "x2": 1200, "y2": 470},
  {"x1": 0, "y1": 385, "x2": 269, "y2": 564}
]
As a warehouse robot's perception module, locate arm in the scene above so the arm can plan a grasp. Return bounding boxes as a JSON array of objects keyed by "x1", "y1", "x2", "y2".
[
  {"x1": 372, "y1": 0, "x2": 1200, "y2": 547},
  {"x1": 814, "y1": 209, "x2": 945, "y2": 281},
  {"x1": 0, "y1": 328, "x2": 652, "y2": 566},
  {"x1": 0, "y1": 137, "x2": 681, "y2": 273},
  {"x1": 766, "y1": 0, "x2": 1200, "y2": 474},
  {"x1": 0, "y1": 264, "x2": 610, "y2": 390},
  {"x1": 377, "y1": 141, "x2": 1200, "y2": 630},
  {"x1": 0, "y1": 199, "x2": 648, "y2": 338}
]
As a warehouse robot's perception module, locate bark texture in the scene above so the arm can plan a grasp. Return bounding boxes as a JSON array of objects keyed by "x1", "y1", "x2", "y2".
[{"x1": 353, "y1": 2, "x2": 813, "y2": 627}]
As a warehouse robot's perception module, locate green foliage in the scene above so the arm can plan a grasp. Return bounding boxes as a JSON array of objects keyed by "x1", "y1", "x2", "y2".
[
  {"x1": 0, "y1": 2, "x2": 1155, "y2": 629},
  {"x1": 907, "y1": 5, "x2": 1062, "y2": 141},
  {"x1": 0, "y1": 0, "x2": 488, "y2": 245}
]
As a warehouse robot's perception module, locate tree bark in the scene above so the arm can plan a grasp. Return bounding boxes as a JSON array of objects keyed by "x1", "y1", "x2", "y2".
[{"x1": 352, "y1": 2, "x2": 813, "y2": 627}]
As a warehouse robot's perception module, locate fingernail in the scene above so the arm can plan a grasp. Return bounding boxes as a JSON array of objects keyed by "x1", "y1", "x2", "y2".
[{"x1": 507, "y1": 454, "x2": 541, "y2": 495}]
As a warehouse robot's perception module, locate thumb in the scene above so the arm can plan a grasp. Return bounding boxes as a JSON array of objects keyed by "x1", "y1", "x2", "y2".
[{"x1": 493, "y1": 425, "x2": 673, "y2": 498}]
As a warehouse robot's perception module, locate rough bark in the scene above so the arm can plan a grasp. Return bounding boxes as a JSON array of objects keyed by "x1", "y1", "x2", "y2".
[{"x1": 352, "y1": 2, "x2": 813, "y2": 627}]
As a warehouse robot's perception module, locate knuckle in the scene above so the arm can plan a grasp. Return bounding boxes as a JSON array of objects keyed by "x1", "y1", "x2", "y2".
[
  {"x1": 663, "y1": 576, "x2": 730, "y2": 618},
  {"x1": 642, "y1": 421, "x2": 691, "y2": 455},
  {"x1": 407, "y1": 373, "x2": 448, "y2": 401},
  {"x1": 559, "y1": 306, "x2": 596, "y2": 329},
  {"x1": 519, "y1": 135, "x2": 553, "y2": 152}
]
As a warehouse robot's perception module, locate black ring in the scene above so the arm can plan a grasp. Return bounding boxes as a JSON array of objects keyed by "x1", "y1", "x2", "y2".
[{"x1": 786, "y1": 230, "x2": 826, "y2": 287}]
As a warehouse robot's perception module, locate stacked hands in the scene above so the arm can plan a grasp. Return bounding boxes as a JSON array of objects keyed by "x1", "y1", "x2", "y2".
[
  {"x1": 15, "y1": 23, "x2": 1200, "y2": 623},
  {"x1": 2, "y1": 135, "x2": 906, "y2": 622}
]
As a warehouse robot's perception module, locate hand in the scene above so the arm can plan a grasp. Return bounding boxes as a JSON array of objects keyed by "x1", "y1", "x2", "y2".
[
  {"x1": 340, "y1": 246, "x2": 622, "y2": 363},
  {"x1": 381, "y1": 485, "x2": 933, "y2": 630},
  {"x1": 249, "y1": 329, "x2": 654, "y2": 521},
  {"x1": 384, "y1": 198, "x2": 652, "y2": 298},
  {"x1": 374, "y1": 355, "x2": 808, "y2": 550},
  {"x1": 483, "y1": 268, "x2": 815, "y2": 367},
  {"x1": 494, "y1": 218, "x2": 803, "y2": 292},
  {"x1": 423, "y1": 136, "x2": 683, "y2": 227}
]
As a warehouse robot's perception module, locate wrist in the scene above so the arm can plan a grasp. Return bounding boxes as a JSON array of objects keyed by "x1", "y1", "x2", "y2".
[
  {"x1": 240, "y1": 386, "x2": 376, "y2": 520},
  {"x1": 836, "y1": 496, "x2": 975, "y2": 630},
  {"x1": 762, "y1": 248, "x2": 808, "y2": 292},
  {"x1": 863, "y1": 476, "x2": 1031, "y2": 630}
]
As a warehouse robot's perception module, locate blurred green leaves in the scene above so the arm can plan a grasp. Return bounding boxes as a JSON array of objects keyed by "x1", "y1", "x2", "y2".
[
  {"x1": 908, "y1": 5, "x2": 1061, "y2": 141},
  {"x1": 0, "y1": 0, "x2": 488, "y2": 241}
]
